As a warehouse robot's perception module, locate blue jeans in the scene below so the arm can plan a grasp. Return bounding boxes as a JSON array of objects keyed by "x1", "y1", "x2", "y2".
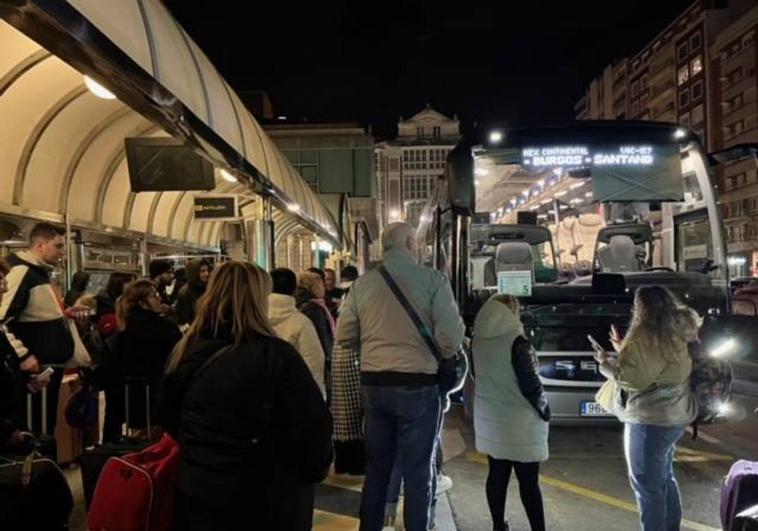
[
  {"x1": 360, "y1": 385, "x2": 441, "y2": 531},
  {"x1": 624, "y1": 423, "x2": 685, "y2": 531}
]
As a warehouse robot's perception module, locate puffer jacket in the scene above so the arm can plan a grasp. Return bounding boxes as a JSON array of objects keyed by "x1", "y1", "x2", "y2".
[
  {"x1": 472, "y1": 297, "x2": 550, "y2": 463},
  {"x1": 269, "y1": 293, "x2": 326, "y2": 395},
  {"x1": 159, "y1": 332, "x2": 333, "y2": 531},
  {"x1": 600, "y1": 312, "x2": 700, "y2": 426},
  {"x1": 0, "y1": 251, "x2": 73, "y2": 364}
]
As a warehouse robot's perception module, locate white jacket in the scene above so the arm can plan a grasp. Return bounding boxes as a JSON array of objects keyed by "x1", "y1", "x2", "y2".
[
  {"x1": 473, "y1": 298, "x2": 549, "y2": 463},
  {"x1": 269, "y1": 293, "x2": 326, "y2": 396}
]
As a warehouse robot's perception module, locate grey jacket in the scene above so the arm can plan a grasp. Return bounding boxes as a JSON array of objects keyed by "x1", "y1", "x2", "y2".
[{"x1": 335, "y1": 249, "x2": 465, "y2": 377}]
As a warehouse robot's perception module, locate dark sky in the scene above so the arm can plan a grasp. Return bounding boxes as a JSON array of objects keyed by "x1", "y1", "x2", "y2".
[{"x1": 165, "y1": 1, "x2": 692, "y2": 139}]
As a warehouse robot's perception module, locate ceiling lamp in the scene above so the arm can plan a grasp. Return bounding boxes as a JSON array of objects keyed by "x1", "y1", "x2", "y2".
[
  {"x1": 84, "y1": 75, "x2": 116, "y2": 100},
  {"x1": 219, "y1": 168, "x2": 237, "y2": 182}
]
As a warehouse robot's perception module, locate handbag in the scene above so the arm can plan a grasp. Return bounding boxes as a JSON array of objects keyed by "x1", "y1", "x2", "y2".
[
  {"x1": 378, "y1": 265, "x2": 469, "y2": 396},
  {"x1": 65, "y1": 318, "x2": 92, "y2": 368}
]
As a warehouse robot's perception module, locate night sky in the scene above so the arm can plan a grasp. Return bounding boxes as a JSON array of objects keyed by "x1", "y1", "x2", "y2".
[{"x1": 165, "y1": 1, "x2": 692, "y2": 139}]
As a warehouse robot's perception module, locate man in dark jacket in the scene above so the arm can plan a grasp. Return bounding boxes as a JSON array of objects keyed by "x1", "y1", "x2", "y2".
[
  {"x1": 176, "y1": 259, "x2": 211, "y2": 326},
  {"x1": 149, "y1": 259, "x2": 174, "y2": 305},
  {"x1": 0, "y1": 223, "x2": 72, "y2": 435}
]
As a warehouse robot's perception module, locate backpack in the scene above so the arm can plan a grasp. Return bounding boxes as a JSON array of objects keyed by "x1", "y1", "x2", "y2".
[
  {"x1": 87, "y1": 433, "x2": 180, "y2": 531},
  {"x1": 688, "y1": 341, "x2": 733, "y2": 424}
]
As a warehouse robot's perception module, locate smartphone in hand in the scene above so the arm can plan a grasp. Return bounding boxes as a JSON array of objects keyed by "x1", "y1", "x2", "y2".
[{"x1": 587, "y1": 334, "x2": 604, "y2": 352}]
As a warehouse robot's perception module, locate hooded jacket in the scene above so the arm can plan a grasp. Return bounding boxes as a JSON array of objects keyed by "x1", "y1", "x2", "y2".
[
  {"x1": 269, "y1": 293, "x2": 326, "y2": 395},
  {"x1": 176, "y1": 260, "x2": 207, "y2": 326},
  {"x1": 600, "y1": 310, "x2": 699, "y2": 426},
  {"x1": 0, "y1": 251, "x2": 73, "y2": 364},
  {"x1": 472, "y1": 297, "x2": 550, "y2": 463}
]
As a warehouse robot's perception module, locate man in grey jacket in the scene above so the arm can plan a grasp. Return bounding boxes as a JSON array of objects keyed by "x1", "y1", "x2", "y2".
[{"x1": 336, "y1": 222, "x2": 465, "y2": 531}]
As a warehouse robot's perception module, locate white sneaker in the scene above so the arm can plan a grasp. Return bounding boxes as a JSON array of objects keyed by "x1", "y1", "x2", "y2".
[{"x1": 436, "y1": 474, "x2": 453, "y2": 494}]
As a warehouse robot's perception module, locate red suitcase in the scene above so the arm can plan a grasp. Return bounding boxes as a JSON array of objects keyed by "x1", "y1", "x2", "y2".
[{"x1": 87, "y1": 433, "x2": 180, "y2": 531}]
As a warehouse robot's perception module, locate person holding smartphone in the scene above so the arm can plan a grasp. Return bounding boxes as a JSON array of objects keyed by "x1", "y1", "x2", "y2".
[
  {"x1": 593, "y1": 286, "x2": 700, "y2": 531},
  {"x1": 0, "y1": 257, "x2": 47, "y2": 452}
]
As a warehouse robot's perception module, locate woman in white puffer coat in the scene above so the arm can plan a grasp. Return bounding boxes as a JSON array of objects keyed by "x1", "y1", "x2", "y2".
[{"x1": 473, "y1": 294, "x2": 550, "y2": 531}]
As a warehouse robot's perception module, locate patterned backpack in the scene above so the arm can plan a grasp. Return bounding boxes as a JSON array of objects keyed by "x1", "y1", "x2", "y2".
[{"x1": 688, "y1": 341, "x2": 733, "y2": 424}]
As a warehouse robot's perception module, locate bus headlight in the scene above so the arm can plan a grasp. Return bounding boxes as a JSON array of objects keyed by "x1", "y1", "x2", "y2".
[{"x1": 709, "y1": 338, "x2": 737, "y2": 359}]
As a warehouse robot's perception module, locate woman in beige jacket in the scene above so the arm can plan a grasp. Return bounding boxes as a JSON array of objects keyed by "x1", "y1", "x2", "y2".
[{"x1": 595, "y1": 285, "x2": 700, "y2": 531}]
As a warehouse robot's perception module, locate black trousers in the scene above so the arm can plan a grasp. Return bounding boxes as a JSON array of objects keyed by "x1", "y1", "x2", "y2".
[{"x1": 486, "y1": 455, "x2": 545, "y2": 531}]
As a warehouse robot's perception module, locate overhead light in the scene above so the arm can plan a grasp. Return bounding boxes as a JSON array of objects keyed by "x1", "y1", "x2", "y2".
[
  {"x1": 489, "y1": 131, "x2": 503, "y2": 143},
  {"x1": 553, "y1": 167, "x2": 563, "y2": 176},
  {"x1": 585, "y1": 191, "x2": 593, "y2": 197},
  {"x1": 529, "y1": 204, "x2": 539, "y2": 210},
  {"x1": 287, "y1": 203, "x2": 301, "y2": 213},
  {"x1": 537, "y1": 213, "x2": 548, "y2": 219},
  {"x1": 278, "y1": 115, "x2": 288, "y2": 120},
  {"x1": 540, "y1": 199, "x2": 552, "y2": 205},
  {"x1": 570, "y1": 198, "x2": 583, "y2": 204},
  {"x1": 84, "y1": 75, "x2": 116, "y2": 100},
  {"x1": 505, "y1": 207, "x2": 512, "y2": 214},
  {"x1": 389, "y1": 209, "x2": 400, "y2": 220},
  {"x1": 522, "y1": 188, "x2": 530, "y2": 196},
  {"x1": 559, "y1": 204, "x2": 569, "y2": 210},
  {"x1": 475, "y1": 167, "x2": 489, "y2": 177},
  {"x1": 570, "y1": 181, "x2": 585, "y2": 189},
  {"x1": 674, "y1": 128, "x2": 687, "y2": 139},
  {"x1": 510, "y1": 198, "x2": 517, "y2": 205},
  {"x1": 536, "y1": 179, "x2": 545, "y2": 187},
  {"x1": 554, "y1": 190, "x2": 567, "y2": 197},
  {"x1": 219, "y1": 168, "x2": 236, "y2": 182}
]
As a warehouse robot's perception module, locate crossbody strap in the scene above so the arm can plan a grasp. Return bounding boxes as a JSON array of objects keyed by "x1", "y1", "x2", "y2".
[{"x1": 378, "y1": 265, "x2": 443, "y2": 364}]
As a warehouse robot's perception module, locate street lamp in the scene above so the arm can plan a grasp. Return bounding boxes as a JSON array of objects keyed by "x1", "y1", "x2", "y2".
[{"x1": 489, "y1": 131, "x2": 503, "y2": 144}]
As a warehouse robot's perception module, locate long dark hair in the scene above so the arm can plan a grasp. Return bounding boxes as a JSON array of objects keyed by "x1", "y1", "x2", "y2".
[
  {"x1": 116, "y1": 279, "x2": 158, "y2": 329},
  {"x1": 70, "y1": 271, "x2": 90, "y2": 292},
  {"x1": 106, "y1": 272, "x2": 135, "y2": 301}
]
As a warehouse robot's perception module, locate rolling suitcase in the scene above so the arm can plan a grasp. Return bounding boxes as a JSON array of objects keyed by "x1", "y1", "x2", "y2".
[
  {"x1": 87, "y1": 433, "x2": 180, "y2": 531},
  {"x1": 722, "y1": 460, "x2": 758, "y2": 531},
  {"x1": 79, "y1": 378, "x2": 153, "y2": 508},
  {"x1": 26, "y1": 386, "x2": 57, "y2": 461}
]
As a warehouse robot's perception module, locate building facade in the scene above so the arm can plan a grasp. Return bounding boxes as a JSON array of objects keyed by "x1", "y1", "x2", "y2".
[
  {"x1": 375, "y1": 105, "x2": 461, "y2": 230},
  {"x1": 575, "y1": 1, "x2": 758, "y2": 276},
  {"x1": 264, "y1": 122, "x2": 377, "y2": 272}
]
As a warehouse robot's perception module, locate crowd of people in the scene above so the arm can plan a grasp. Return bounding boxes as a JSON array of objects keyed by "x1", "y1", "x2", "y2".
[{"x1": 0, "y1": 221, "x2": 707, "y2": 531}]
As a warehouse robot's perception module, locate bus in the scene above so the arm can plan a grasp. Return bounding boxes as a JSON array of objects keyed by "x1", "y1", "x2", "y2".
[{"x1": 418, "y1": 121, "x2": 753, "y2": 422}]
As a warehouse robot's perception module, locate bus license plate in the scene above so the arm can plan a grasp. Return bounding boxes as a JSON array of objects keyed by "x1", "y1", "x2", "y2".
[{"x1": 580, "y1": 401, "x2": 610, "y2": 417}]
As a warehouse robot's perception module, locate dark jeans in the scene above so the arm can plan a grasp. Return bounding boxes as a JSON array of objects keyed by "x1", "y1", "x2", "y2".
[
  {"x1": 486, "y1": 456, "x2": 545, "y2": 531},
  {"x1": 360, "y1": 384, "x2": 441, "y2": 531}
]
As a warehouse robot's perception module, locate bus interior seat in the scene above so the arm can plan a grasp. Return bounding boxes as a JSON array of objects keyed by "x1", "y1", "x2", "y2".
[
  {"x1": 572, "y1": 213, "x2": 604, "y2": 262},
  {"x1": 556, "y1": 217, "x2": 577, "y2": 262},
  {"x1": 495, "y1": 242, "x2": 534, "y2": 274},
  {"x1": 597, "y1": 235, "x2": 641, "y2": 272}
]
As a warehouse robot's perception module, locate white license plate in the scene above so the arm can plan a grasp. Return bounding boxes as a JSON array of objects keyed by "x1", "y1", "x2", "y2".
[{"x1": 580, "y1": 401, "x2": 611, "y2": 417}]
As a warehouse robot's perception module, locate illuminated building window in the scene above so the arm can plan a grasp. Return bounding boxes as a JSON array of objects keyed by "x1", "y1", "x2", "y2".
[
  {"x1": 691, "y1": 55, "x2": 703, "y2": 76},
  {"x1": 677, "y1": 65, "x2": 689, "y2": 86}
]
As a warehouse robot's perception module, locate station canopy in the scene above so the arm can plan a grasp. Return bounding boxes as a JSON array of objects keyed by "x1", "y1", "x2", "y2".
[{"x1": 0, "y1": 0, "x2": 340, "y2": 249}]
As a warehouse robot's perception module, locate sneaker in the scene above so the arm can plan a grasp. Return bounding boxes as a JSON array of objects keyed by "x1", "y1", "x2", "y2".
[{"x1": 436, "y1": 474, "x2": 453, "y2": 494}]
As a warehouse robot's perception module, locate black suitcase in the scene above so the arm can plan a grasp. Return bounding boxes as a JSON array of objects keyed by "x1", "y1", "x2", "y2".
[
  {"x1": 79, "y1": 378, "x2": 153, "y2": 508},
  {"x1": 0, "y1": 452, "x2": 74, "y2": 529}
]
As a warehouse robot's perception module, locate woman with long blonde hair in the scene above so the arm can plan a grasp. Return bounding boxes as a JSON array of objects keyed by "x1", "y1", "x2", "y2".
[
  {"x1": 159, "y1": 261, "x2": 332, "y2": 531},
  {"x1": 595, "y1": 285, "x2": 701, "y2": 531}
]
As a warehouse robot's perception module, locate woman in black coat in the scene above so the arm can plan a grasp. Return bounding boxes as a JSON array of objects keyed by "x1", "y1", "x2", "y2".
[
  {"x1": 104, "y1": 279, "x2": 181, "y2": 436},
  {"x1": 160, "y1": 261, "x2": 332, "y2": 531}
]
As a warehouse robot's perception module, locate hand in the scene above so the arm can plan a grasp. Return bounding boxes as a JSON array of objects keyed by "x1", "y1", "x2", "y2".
[
  {"x1": 609, "y1": 324, "x2": 622, "y2": 352},
  {"x1": 593, "y1": 350, "x2": 610, "y2": 363},
  {"x1": 19, "y1": 355, "x2": 40, "y2": 373},
  {"x1": 66, "y1": 306, "x2": 93, "y2": 321},
  {"x1": 26, "y1": 374, "x2": 48, "y2": 393}
]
